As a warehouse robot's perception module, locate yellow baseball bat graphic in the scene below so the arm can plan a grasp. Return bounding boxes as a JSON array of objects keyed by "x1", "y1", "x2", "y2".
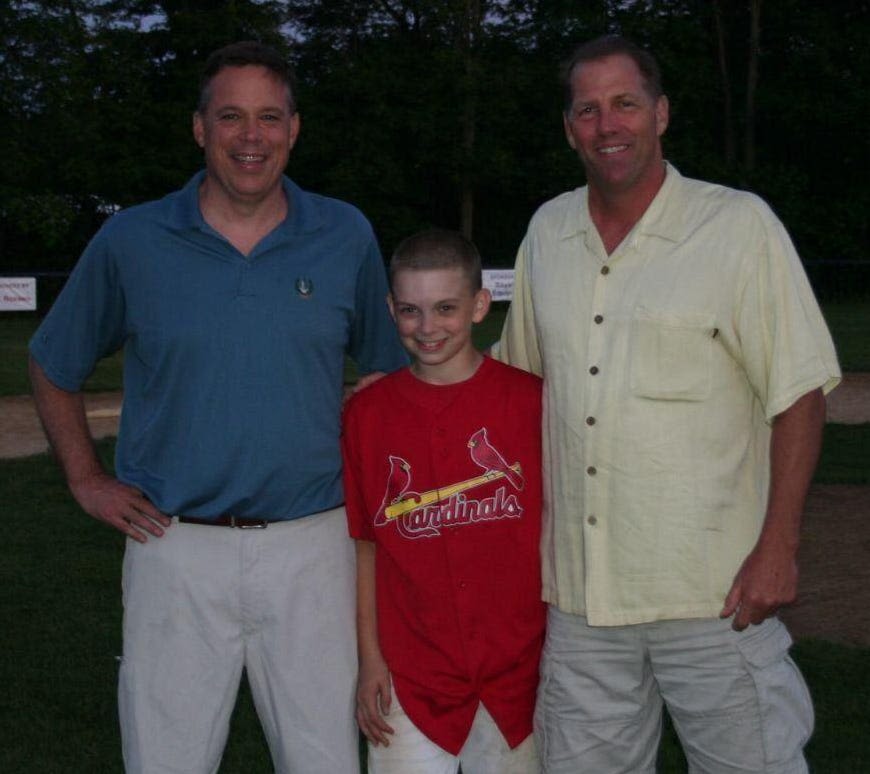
[{"x1": 384, "y1": 463, "x2": 522, "y2": 520}]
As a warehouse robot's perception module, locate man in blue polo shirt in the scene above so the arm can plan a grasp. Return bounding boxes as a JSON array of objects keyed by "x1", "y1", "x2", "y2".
[{"x1": 29, "y1": 41, "x2": 406, "y2": 773}]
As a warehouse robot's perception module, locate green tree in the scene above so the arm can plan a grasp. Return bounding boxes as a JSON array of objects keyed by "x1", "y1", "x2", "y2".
[
  {"x1": 0, "y1": 0, "x2": 290, "y2": 271},
  {"x1": 2, "y1": 0, "x2": 866, "y2": 277},
  {"x1": 1, "y1": 0, "x2": 102, "y2": 268}
]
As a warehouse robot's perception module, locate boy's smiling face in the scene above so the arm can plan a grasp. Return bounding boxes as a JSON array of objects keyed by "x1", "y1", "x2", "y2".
[{"x1": 388, "y1": 266, "x2": 491, "y2": 385}]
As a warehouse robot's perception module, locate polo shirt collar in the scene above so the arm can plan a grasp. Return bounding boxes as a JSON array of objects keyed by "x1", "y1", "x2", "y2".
[
  {"x1": 278, "y1": 176, "x2": 325, "y2": 235},
  {"x1": 166, "y1": 171, "x2": 325, "y2": 237}
]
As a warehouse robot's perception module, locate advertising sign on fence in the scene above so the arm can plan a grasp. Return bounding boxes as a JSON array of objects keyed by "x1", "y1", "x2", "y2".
[
  {"x1": 482, "y1": 269, "x2": 515, "y2": 302},
  {"x1": 0, "y1": 277, "x2": 37, "y2": 311}
]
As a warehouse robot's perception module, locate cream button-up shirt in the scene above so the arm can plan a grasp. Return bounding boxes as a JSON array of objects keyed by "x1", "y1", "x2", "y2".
[{"x1": 495, "y1": 164, "x2": 840, "y2": 625}]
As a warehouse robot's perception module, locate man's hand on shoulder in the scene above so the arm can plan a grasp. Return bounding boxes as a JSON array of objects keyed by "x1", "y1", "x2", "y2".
[
  {"x1": 720, "y1": 535, "x2": 798, "y2": 631},
  {"x1": 70, "y1": 471, "x2": 171, "y2": 543},
  {"x1": 350, "y1": 371, "x2": 387, "y2": 398}
]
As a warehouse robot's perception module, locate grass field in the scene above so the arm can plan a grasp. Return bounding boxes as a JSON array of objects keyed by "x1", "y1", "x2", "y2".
[
  {"x1": 819, "y1": 298, "x2": 870, "y2": 374},
  {"x1": 1, "y1": 314, "x2": 125, "y2": 397},
  {"x1": 2, "y1": 439, "x2": 868, "y2": 773},
  {"x1": 817, "y1": 423, "x2": 870, "y2": 484}
]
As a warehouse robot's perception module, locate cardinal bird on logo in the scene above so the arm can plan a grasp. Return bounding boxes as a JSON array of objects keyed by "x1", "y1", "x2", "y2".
[
  {"x1": 468, "y1": 428, "x2": 524, "y2": 490},
  {"x1": 374, "y1": 455, "x2": 412, "y2": 526}
]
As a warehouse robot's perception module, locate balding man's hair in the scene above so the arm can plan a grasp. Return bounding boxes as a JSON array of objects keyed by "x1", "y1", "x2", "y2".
[
  {"x1": 561, "y1": 35, "x2": 663, "y2": 113},
  {"x1": 198, "y1": 40, "x2": 297, "y2": 113}
]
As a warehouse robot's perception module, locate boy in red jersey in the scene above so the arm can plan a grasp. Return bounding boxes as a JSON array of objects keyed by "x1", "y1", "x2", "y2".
[{"x1": 342, "y1": 229, "x2": 545, "y2": 773}]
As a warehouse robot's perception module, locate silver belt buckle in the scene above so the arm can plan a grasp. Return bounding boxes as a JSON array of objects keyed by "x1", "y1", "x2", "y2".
[{"x1": 230, "y1": 516, "x2": 269, "y2": 529}]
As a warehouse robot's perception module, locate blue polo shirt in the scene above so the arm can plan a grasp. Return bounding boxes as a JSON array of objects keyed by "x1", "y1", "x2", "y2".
[{"x1": 30, "y1": 173, "x2": 407, "y2": 519}]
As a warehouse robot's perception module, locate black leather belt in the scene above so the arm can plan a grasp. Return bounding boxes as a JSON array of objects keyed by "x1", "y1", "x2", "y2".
[{"x1": 177, "y1": 515, "x2": 276, "y2": 529}]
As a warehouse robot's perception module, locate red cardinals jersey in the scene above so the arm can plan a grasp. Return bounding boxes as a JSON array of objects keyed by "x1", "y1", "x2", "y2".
[{"x1": 342, "y1": 356, "x2": 545, "y2": 755}]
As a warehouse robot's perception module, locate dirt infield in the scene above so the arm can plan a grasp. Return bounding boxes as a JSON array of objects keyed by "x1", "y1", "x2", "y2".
[
  {"x1": 781, "y1": 484, "x2": 870, "y2": 646},
  {"x1": 0, "y1": 391, "x2": 123, "y2": 458},
  {"x1": 2, "y1": 376, "x2": 868, "y2": 646}
]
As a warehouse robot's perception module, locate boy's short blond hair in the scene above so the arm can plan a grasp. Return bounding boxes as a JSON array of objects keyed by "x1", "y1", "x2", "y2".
[{"x1": 390, "y1": 229, "x2": 482, "y2": 293}]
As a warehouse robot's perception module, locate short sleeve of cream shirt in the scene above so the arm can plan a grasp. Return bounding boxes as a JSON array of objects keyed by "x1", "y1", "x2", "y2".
[{"x1": 495, "y1": 164, "x2": 841, "y2": 625}]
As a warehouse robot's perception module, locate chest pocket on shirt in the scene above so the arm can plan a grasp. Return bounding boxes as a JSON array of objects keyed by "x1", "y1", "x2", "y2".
[{"x1": 630, "y1": 307, "x2": 716, "y2": 401}]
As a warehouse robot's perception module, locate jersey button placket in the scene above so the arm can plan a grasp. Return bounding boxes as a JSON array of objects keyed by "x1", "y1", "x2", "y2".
[{"x1": 430, "y1": 420, "x2": 472, "y2": 650}]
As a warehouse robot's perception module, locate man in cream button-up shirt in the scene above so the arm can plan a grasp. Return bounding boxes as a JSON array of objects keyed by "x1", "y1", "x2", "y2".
[{"x1": 496, "y1": 34, "x2": 840, "y2": 774}]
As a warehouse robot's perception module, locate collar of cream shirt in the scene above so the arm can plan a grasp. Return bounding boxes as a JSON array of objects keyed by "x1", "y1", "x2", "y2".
[{"x1": 554, "y1": 162, "x2": 693, "y2": 248}]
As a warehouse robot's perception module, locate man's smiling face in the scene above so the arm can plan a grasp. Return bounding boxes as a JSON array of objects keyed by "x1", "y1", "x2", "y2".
[
  {"x1": 193, "y1": 64, "x2": 300, "y2": 210},
  {"x1": 563, "y1": 53, "x2": 668, "y2": 199}
]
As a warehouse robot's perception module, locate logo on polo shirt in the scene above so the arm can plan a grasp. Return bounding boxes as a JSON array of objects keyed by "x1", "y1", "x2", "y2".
[
  {"x1": 374, "y1": 428, "x2": 524, "y2": 539},
  {"x1": 295, "y1": 277, "x2": 314, "y2": 298}
]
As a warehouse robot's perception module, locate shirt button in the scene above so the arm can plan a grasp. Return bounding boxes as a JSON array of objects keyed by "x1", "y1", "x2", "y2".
[
  {"x1": 586, "y1": 416, "x2": 596, "y2": 426},
  {"x1": 586, "y1": 466, "x2": 597, "y2": 476},
  {"x1": 594, "y1": 314, "x2": 604, "y2": 324},
  {"x1": 600, "y1": 265, "x2": 610, "y2": 276},
  {"x1": 587, "y1": 515, "x2": 597, "y2": 525},
  {"x1": 589, "y1": 365, "x2": 599, "y2": 375},
  {"x1": 459, "y1": 581, "x2": 467, "y2": 589}
]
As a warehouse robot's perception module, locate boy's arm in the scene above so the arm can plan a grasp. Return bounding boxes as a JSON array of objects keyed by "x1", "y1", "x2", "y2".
[{"x1": 355, "y1": 539, "x2": 395, "y2": 746}]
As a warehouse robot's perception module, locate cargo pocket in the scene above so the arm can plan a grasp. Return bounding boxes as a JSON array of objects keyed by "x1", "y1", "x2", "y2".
[
  {"x1": 735, "y1": 619, "x2": 814, "y2": 767},
  {"x1": 630, "y1": 308, "x2": 716, "y2": 401}
]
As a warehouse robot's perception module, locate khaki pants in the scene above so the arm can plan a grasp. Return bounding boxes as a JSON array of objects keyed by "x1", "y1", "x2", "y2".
[
  {"x1": 118, "y1": 508, "x2": 359, "y2": 774},
  {"x1": 535, "y1": 608, "x2": 813, "y2": 774}
]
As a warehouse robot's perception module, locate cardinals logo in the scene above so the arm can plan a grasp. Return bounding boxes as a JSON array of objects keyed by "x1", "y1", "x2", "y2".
[
  {"x1": 375, "y1": 428, "x2": 524, "y2": 539},
  {"x1": 467, "y1": 429, "x2": 524, "y2": 490},
  {"x1": 374, "y1": 456, "x2": 412, "y2": 527}
]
